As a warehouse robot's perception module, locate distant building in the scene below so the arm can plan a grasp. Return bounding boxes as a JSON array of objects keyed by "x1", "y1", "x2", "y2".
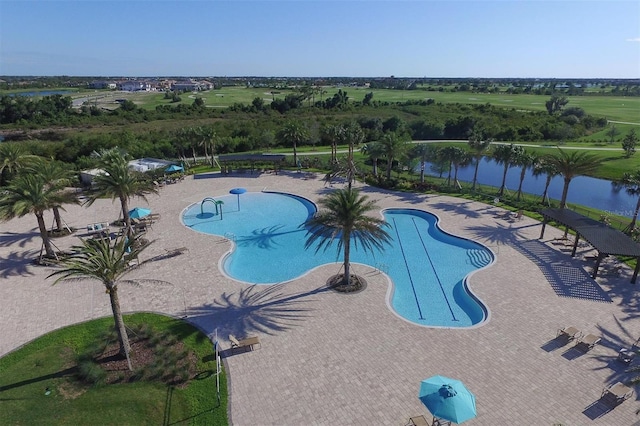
[{"x1": 89, "y1": 81, "x2": 117, "y2": 89}]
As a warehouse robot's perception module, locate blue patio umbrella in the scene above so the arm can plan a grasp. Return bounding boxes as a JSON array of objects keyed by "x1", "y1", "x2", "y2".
[
  {"x1": 418, "y1": 376, "x2": 477, "y2": 424},
  {"x1": 165, "y1": 164, "x2": 184, "y2": 173},
  {"x1": 128, "y1": 207, "x2": 151, "y2": 219},
  {"x1": 229, "y1": 187, "x2": 247, "y2": 211}
]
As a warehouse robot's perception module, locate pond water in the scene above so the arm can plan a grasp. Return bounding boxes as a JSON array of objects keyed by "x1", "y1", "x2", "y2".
[{"x1": 421, "y1": 158, "x2": 637, "y2": 218}]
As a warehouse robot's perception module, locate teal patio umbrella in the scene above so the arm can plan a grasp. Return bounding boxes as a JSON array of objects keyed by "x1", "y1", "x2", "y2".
[
  {"x1": 165, "y1": 164, "x2": 183, "y2": 173},
  {"x1": 128, "y1": 207, "x2": 151, "y2": 219},
  {"x1": 418, "y1": 376, "x2": 477, "y2": 424}
]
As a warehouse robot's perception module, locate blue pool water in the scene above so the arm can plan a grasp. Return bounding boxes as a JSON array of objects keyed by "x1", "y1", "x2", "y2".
[{"x1": 182, "y1": 191, "x2": 494, "y2": 327}]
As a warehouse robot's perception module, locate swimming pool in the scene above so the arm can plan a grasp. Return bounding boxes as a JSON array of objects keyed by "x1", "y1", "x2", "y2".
[{"x1": 182, "y1": 191, "x2": 494, "y2": 327}]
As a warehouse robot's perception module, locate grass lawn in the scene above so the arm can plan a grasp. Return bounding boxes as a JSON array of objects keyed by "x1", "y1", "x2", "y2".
[{"x1": 0, "y1": 313, "x2": 227, "y2": 426}]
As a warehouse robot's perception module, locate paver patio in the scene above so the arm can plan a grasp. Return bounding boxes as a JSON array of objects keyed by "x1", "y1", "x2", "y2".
[{"x1": 1, "y1": 171, "x2": 640, "y2": 425}]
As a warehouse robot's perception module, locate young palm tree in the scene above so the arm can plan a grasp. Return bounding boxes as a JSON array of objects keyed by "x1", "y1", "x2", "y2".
[
  {"x1": 0, "y1": 143, "x2": 39, "y2": 186},
  {"x1": 25, "y1": 159, "x2": 80, "y2": 232},
  {"x1": 544, "y1": 149, "x2": 603, "y2": 208},
  {"x1": 532, "y1": 157, "x2": 560, "y2": 204},
  {"x1": 467, "y1": 135, "x2": 492, "y2": 191},
  {"x1": 410, "y1": 143, "x2": 438, "y2": 184},
  {"x1": 493, "y1": 143, "x2": 524, "y2": 196},
  {"x1": 0, "y1": 174, "x2": 74, "y2": 258},
  {"x1": 85, "y1": 148, "x2": 158, "y2": 238},
  {"x1": 48, "y1": 235, "x2": 158, "y2": 370},
  {"x1": 450, "y1": 148, "x2": 471, "y2": 189},
  {"x1": 620, "y1": 170, "x2": 640, "y2": 232},
  {"x1": 361, "y1": 142, "x2": 385, "y2": 178},
  {"x1": 379, "y1": 133, "x2": 409, "y2": 180},
  {"x1": 514, "y1": 151, "x2": 537, "y2": 201},
  {"x1": 322, "y1": 124, "x2": 342, "y2": 165},
  {"x1": 303, "y1": 188, "x2": 391, "y2": 288},
  {"x1": 277, "y1": 121, "x2": 309, "y2": 168}
]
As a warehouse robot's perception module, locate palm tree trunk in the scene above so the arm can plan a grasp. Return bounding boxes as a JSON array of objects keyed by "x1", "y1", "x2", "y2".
[
  {"x1": 498, "y1": 164, "x2": 509, "y2": 196},
  {"x1": 472, "y1": 160, "x2": 480, "y2": 191},
  {"x1": 560, "y1": 178, "x2": 571, "y2": 208},
  {"x1": 53, "y1": 206, "x2": 63, "y2": 231},
  {"x1": 343, "y1": 232, "x2": 351, "y2": 286},
  {"x1": 372, "y1": 158, "x2": 379, "y2": 177},
  {"x1": 293, "y1": 142, "x2": 298, "y2": 168},
  {"x1": 420, "y1": 161, "x2": 425, "y2": 183},
  {"x1": 541, "y1": 175, "x2": 552, "y2": 203},
  {"x1": 517, "y1": 167, "x2": 526, "y2": 201},
  {"x1": 120, "y1": 195, "x2": 132, "y2": 239},
  {"x1": 629, "y1": 197, "x2": 640, "y2": 231},
  {"x1": 386, "y1": 158, "x2": 393, "y2": 180},
  {"x1": 109, "y1": 285, "x2": 133, "y2": 370},
  {"x1": 36, "y1": 212, "x2": 55, "y2": 257}
]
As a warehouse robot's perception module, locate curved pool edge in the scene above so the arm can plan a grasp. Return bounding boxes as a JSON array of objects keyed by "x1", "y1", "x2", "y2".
[{"x1": 380, "y1": 207, "x2": 496, "y2": 329}]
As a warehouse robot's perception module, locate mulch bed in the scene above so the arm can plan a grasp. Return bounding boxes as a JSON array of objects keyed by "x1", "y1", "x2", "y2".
[{"x1": 327, "y1": 273, "x2": 368, "y2": 294}]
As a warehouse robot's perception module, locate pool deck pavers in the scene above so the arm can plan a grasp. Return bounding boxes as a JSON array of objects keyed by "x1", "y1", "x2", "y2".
[{"x1": 2, "y1": 171, "x2": 640, "y2": 425}]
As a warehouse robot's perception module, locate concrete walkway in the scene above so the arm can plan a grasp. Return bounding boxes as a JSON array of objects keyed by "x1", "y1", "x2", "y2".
[{"x1": 1, "y1": 171, "x2": 640, "y2": 425}]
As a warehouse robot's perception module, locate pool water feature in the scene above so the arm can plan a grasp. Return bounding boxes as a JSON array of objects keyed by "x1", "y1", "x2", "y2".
[{"x1": 182, "y1": 191, "x2": 494, "y2": 327}]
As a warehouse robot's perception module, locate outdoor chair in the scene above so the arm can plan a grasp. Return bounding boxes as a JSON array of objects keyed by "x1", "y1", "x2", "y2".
[
  {"x1": 617, "y1": 348, "x2": 636, "y2": 364},
  {"x1": 557, "y1": 326, "x2": 581, "y2": 341},
  {"x1": 229, "y1": 334, "x2": 261, "y2": 353},
  {"x1": 576, "y1": 333, "x2": 601, "y2": 352},
  {"x1": 601, "y1": 382, "x2": 634, "y2": 406},
  {"x1": 406, "y1": 415, "x2": 429, "y2": 426}
]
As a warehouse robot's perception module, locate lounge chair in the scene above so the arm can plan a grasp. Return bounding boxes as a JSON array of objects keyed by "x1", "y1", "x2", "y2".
[
  {"x1": 601, "y1": 382, "x2": 634, "y2": 406},
  {"x1": 229, "y1": 334, "x2": 261, "y2": 352},
  {"x1": 406, "y1": 415, "x2": 429, "y2": 426},
  {"x1": 576, "y1": 333, "x2": 601, "y2": 352},
  {"x1": 557, "y1": 326, "x2": 581, "y2": 341},
  {"x1": 617, "y1": 348, "x2": 636, "y2": 364}
]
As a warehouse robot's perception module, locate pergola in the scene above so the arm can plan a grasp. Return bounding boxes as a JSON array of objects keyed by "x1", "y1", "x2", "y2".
[
  {"x1": 539, "y1": 208, "x2": 640, "y2": 283},
  {"x1": 217, "y1": 154, "x2": 286, "y2": 175}
]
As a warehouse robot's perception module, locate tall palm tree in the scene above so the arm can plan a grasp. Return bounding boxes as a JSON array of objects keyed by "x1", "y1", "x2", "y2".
[
  {"x1": 0, "y1": 174, "x2": 73, "y2": 258},
  {"x1": 277, "y1": 121, "x2": 308, "y2": 168},
  {"x1": 48, "y1": 235, "x2": 157, "y2": 370},
  {"x1": 493, "y1": 143, "x2": 524, "y2": 196},
  {"x1": 25, "y1": 159, "x2": 80, "y2": 232},
  {"x1": 450, "y1": 148, "x2": 471, "y2": 189},
  {"x1": 438, "y1": 146, "x2": 467, "y2": 186},
  {"x1": 514, "y1": 151, "x2": 537, "y2": 201},
  {"x1": 85, "y1": 148, "x2": 158, "y2": 238},
  {"x1": 532, "y1": 157, "x2": 559, "y2": 204},
  {"x1": 379, "y1": 133, "x2": 409, "y2": 180},
  {"x1": 322, "y1": 124, "x2": 342, "y2": 165},
  {"x1": 410, "y1": 143, "x2": 438, "y2": 184},
  {"x1": 544, "y1": 149, "x2": 603, "y2": 208},
  {"x1": 620, "y1": 170, "x2": 640, "y2": 232},
  {"x1": 340, "y1": 122, "x2": 364, "y2": 189},
  {"x1": 361, "y1": 142, "x2": 385, "y2": 178},
  {"x1": 467, "y1": 136, "x2": 492, "y2": 191},
  {"x1": 302, "y1": 188, "x2": 391, "y2": 288}
]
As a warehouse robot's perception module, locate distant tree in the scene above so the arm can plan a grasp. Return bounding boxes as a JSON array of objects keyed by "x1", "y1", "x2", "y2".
[
  {"x1": 410, "y1": 143, "x2": 438, "y2": 184},
  {"x1": 0, "y1": 144, "x2": 39, "y2": 186},
  {"x1": 620, "y1": 169, "x2": 640, "y2": 232},
  {"x1": 544, "y1": 149, "x2": 603, "y2": 208},
  {"x1": 277, "y1": 121, "x2": 308, "y2": 168},
  {"x1": 532, "y1": 157, "x2": 559, "y2": 204},
  {"x1": 606, "y1": 124, "x2": 620, "y2": 145},
  {"x1": 467, "y1": 135, "x2": 493, "y2": 191},
  {"x1": 379, "y1": 133, "x2": 410, "y2": 180},
  {"x1": 362, "y1": 92, "x2": 374, "y2": 106},
  {"x1": 493, "y1": 143, "x2": 524, "y2": 196},
  {"x1": 251, "y1": 96, "x2": 265, "y2": 112},
  {"x1": 361, "y1": 142, "x2": 385, "y2": 178},
  {"x1": 622, "y1": 129, "x2": 638, "y2": 158},
  {"x1": 545, "y1": 95, "x2": 568, "y2": 115},
  {"x1": 514, "y1": 151, "x2": 537, "y2": 201}
]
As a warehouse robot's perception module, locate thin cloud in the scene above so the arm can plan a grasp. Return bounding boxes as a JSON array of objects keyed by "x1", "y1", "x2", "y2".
[{"x1": 626, "y1": 37, "x2": 640, "y2": 42}]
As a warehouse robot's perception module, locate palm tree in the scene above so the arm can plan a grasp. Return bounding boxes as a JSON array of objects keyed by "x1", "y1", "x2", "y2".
[
  {"x1": 493, "y1": 143, "x2": 524, "y2": 196},
  {"x1": 340, "y1": 122, "x2": 364, "y2": 189},
  {"x1": 379, "y1": 133, "x2": 409, "y2": 180},
  {"x1": 438, "y1": 146, "x2": 467, "y2": 186},
  {"x1": 361, "y1": 142, "x2": 385, "y2": 178},
  {"x1": 26, "y1": 159, "x2": 80, "y2": 232},
  {"x1": 450, "y1": 148, "x2": 471, "y2": 189},
  {"x1": 277, "y1": 121, "x2": 308, "y2": 168},
  {"x1": 532, "y1": 157, "x2": 559, "y2": 204},
  {"x1": 322, "y1": 124, "x2": 341, "y2": 165},
  {"x1": 0, "y1": 143, "x2": 38, "y2": 186},
  {"x1": 514, "y1": 151, "x2": 537, "y2": 201},
  {"x1": 620, "y1": 170, "x2": 640, "y2": 232},
  {"x1": 410, "y1": 143, "x2": 438, "y2": 184},
  {"x1": 85, "y1": 148, "x2": 158, "y2": 238},
  {"x1": 467, "y1": 135, "x2": 492, "y2": 191},
  {"x1": 0, "y1": 173, "x2": 73, "y2": 258},
  {"x1": 544, "y1": 149, "x2": 603, "y2": 208},
  {"x1": 48, "y1": 235, "x2": 157, "y2": 370},
  {"x1": 302, "y1": 188, "x2": 391, "y2": 288}
]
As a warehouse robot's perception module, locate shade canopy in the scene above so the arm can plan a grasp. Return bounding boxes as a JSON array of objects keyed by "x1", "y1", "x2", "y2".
[
  {"x1": 128, "y1": 207, "x2": 151, "y2": 219},
  {"x1": 165, "y1": 164, "x2": 184, "y2": 173},
  {"x1": 419, "y1": 376, "x2": 477, "y2": 424},
  {"x1": 229, "y1": 187, "x2": 247, "y2": 195}
]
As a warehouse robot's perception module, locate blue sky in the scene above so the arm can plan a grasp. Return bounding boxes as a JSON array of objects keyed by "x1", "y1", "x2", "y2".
[{"x1": 1, "y1": 0, "x2": 638, "y2": 78}]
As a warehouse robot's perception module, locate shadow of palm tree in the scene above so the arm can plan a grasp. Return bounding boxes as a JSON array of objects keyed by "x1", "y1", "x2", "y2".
[
  {"x1": 235, "y1": 225, "x2": 307, "y2": 250},
  {"x1": 0, "y1": 250, "x2": 37, "y2": 278},
  {"x1": 0, "y1": 230, "x2": 39, "y2": 248},
  {"x1": 183, "y1": 283, "x2": 330, "y2": 343},
  {"x1": 428, "y1": 201, "x2": 484, "y2": 219}
]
